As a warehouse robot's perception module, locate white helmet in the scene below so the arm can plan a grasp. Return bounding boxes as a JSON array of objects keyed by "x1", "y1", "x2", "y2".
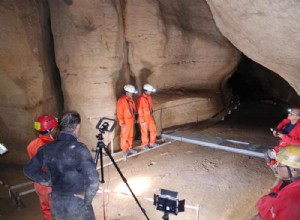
[
  {"x1": 124, "y1": 84, "x2": 137, "y2": 93},
  {"x1": 143, "y1": 84, "x2": 156, "y2": 92}
]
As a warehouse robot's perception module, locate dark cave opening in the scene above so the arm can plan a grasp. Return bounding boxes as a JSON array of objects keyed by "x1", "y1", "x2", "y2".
[
  {"x1": 229, "y1": 56, "x2": 300, "y2": 107},
  {"x1": 226, "y1": 56, "x2": 300, "y2": 136}
]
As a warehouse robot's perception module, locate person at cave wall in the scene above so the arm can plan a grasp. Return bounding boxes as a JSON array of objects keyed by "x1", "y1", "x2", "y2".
[
  {"x1": 266, "y1": 107, "x2": 300, "y2": 165},
  {"x1": 116, "y1": 84, "x2": 138, "y2": 158},
  {"x1": 251, "y1": 146, "x2": 300, "y2": 220},
  {"x1": 137, "y1": 84, "x2": 158, "y2": 150},
  {"x1": 26, "y1": 114, "x2": 58, "y2": 220}
]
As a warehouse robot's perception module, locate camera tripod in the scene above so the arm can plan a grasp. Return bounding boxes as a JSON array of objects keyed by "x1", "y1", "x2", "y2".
[
  {"x1": 162, "y1": 212, "x2": 170, "y2": 220},
  {"x1": 94, "y1": 127, "x2": 150, "y2": 220}
]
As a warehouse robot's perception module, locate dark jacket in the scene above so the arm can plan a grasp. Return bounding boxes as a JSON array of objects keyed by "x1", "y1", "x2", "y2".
[{"x1": 23, "y1": 132, "x2": 99, "y2": 205}]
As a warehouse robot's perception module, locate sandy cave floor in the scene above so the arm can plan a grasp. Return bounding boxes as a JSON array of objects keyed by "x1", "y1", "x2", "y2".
[{"x1": 0, "y1": 100, "x2": 287, "y2": 220}]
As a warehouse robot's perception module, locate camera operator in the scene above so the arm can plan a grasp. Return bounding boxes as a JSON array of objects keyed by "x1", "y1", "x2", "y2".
[
  {"x1": 266, "y1": 108, "x2": 300, "y2": 165},
  {"x1": 24, "y1": 111, "x2": 99, "y2": 220}
]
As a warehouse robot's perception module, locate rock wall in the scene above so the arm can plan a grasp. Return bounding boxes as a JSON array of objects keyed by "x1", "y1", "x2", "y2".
[
  {"x1": 0, "y1": 0, "x2": 62, "y2": 163},
  {"x1": 206, "y1": 0, "x2": 300, "y2": 93},
  {"x1": 50, "y1": 0, "x2": 239, "y2": 149},
  {"x1": 1, "y1": 0, "x2": 299, "y2": 164},
  {"x1": 125, "y1": 0, "x2": 240, "y2": 134},
  {"x1": 47, "y1": 0, "x2": 125, "y2": 150},
  {"x1": 125, "y1": 0, "x2": 240, "y2": 91},
  {"x1": 231, "y1": 57, "x2": 300, "y2": 105}
]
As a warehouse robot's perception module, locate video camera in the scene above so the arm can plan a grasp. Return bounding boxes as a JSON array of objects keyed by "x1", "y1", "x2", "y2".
[
  {"x1": 154, "y1": 189, "x2": 185, "y2": 217},
  {"x1": 94, "y1": 117, "x2": 117, "y2": 175},
  {"x1": 96, "y1": 117, "x2": 117, "y2": 133}
]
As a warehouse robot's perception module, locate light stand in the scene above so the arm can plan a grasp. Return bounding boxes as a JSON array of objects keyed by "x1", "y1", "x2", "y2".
[{"x1": 94, "y1": 118, "x2": 150, "y2": 220}]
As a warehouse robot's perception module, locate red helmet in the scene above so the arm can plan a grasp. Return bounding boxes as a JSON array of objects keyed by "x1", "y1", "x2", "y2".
[{"x1": 34, "y1": 115, "x2": 58, "y2": 131}]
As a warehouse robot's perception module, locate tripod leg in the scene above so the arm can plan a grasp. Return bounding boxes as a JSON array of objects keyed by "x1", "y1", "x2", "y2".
[
  {"x1": 99, "y1": 145, "x2": 105, "y2": 183},
  {"x1": 102, "y1": 146, "x2": 150, "y2": 220},
  {"x1": 162, "y1": 212, "x2": 169, "y2": 220},
  {"x1": 94, "y1": 141, "x2": 105, "y2": 183}
]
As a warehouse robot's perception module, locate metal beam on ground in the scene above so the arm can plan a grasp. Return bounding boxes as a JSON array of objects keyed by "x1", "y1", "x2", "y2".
[
  {"x1": 96, "y1": 140, "x2": 174, "y2": 170},
  {"x1": 161, "y1": 134, "x2": 265, "y2": 158}
]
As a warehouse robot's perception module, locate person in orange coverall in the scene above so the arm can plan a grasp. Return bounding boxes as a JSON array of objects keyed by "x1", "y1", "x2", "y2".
[
  {"x1": 27, "y1": 114, "x2": 58, "y2": 220},
  {"x1": 117, "y1": 84, "x2": 138, "y2": 157},
  {"x1": 251, "y1": 146, "x2": 300, "y2": 220},
  {"x1": 137, "y1": 84, "x2": 158, "y2": 149}
]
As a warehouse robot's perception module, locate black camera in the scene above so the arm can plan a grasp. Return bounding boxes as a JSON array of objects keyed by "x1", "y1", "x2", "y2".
[
  {"x1": 154, "y1": 189, "x2": 185, "y2": 216},
  {"x1": 96, "y1": 117, "x2": 117, "y2": 133}
]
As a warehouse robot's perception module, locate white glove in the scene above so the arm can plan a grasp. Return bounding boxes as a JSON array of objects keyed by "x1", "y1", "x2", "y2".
[{"x1": 267, "y1": 149, "x2": 276, "y2": 159}]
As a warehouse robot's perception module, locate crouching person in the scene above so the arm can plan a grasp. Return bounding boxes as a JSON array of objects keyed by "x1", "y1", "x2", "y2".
[
  {"x1": 24, "y1": 111, "x2": 99, "y2": 220},
  {"x1": 252, "y1": 146, "x2": 300, "y2": 220}
]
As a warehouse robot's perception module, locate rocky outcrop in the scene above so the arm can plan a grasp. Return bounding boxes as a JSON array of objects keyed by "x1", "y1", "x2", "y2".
[
  {"x1": 47, "y1": 0, "x2": 239, "y2": 149},
  {"x1": 0, "y1": 0, "x2": 62, "y2": 163},
  {"x1": 47, "y1": 0, "x2": 125, "y2": 149},
  {"x1": 206, "y1": 0, "x2": 300, "y2": 94},
  {"x1": 2, "y1": 0, "x2": 299, "y2": 164},
  {"x1": 125, "y1": 0, "x2": 240, "y2": 134},
  {"x1": 125, "y1": 0, "x2": 240, "y2": 91}
]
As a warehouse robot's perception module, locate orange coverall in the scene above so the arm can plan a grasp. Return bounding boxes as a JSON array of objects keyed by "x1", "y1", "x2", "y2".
[
  {"x1": 117, "y1": 95, "x2": 136, "y2": 152},
  {"x1": 137, "y1": 93, "x2": 157, "y2": 146},
  {"x1": 27, "y1": 135, "x2": 53, "y2": 220}
]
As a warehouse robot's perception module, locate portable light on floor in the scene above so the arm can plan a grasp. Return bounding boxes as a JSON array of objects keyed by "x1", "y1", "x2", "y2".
[{"x1": 154, "y1": 189, "x2": 185, "y2": 220}]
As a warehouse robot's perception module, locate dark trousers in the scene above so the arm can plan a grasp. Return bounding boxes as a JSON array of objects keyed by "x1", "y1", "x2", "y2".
[{"x1": 51, "y1": 193, "x2": 95, "y2": 220}]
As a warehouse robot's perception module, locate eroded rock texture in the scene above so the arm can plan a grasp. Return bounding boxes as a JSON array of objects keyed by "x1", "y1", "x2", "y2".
[
  {"x1": 125, "y1": 0, "x2": 240, "y2": 132},
  {"x1": 126, "y1": 0, "x2": 240, "y2": 90},
  {"x1": 0, "y1": 0, "x2": 299, "y2": 164},
  {"x1": 0, "y1": 0, "x2": 62, "y2": 163},
  {"x1": 206, "y1": 0, "x2": 300, "y2": 93},
  {"x1": 47, "y1": 0, "x2": 125, "y2": 149}
]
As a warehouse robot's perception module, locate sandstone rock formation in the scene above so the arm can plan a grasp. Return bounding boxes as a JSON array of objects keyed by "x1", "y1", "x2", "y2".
[
  {"x1": 125, "y1": 0, "x2": 240, "y2": 132},
  {"x1": 0, "y1": 0, "x2": 62, "y2": 163},
  {"x1": 47, "y1": 0, "x2": 125, "y2": 149},
  {"x1": 206, "y1": 0, "x2": 300, "y2": 93},
  {"x1": 0, "y1": 0, "x2": 299, "y2": 164}
]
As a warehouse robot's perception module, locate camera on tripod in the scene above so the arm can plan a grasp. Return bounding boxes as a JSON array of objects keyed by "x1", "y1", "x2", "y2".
[
  {"x1": 93, "y1": 117, "x2": 150, "y2": 219},
  {"x1": 94, "y1": 117, "x2": 117, "y2": 166},
  {"x1": 96, "y1": 117, "x2": 117, "y2": 133}
]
